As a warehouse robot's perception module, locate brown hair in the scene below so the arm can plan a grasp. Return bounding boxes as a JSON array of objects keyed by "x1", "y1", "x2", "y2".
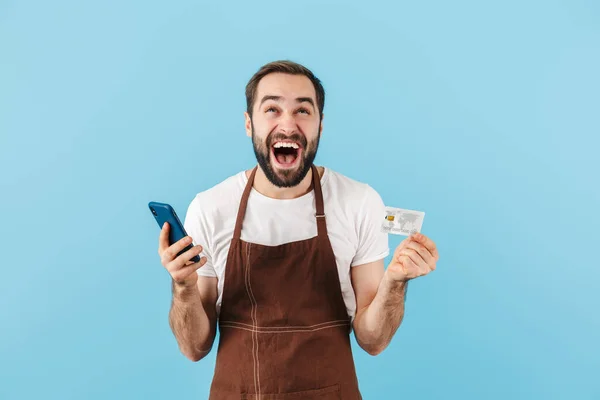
[{"x1": 245, "y1": 60, "x2": 325, "y2": 120}]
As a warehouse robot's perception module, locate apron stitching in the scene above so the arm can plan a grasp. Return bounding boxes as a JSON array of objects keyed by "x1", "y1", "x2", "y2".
[
  {"x1": 219, "y1": 320, "x2": 350, "y2": 329},
  {"x1": 250, "y1": 246, "x2": 262, "y2": 399},
  {"x1": 219, "y1": 322, "x2": 350, "y2": 334},
  {"x1": 245, "y1": 243, "x2": 261, "y2": 398}
]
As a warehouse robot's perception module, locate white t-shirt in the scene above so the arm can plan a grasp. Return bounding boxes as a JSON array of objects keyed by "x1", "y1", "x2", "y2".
[{"x1": 183, "y1": 167, "x2": 390, "y2": 320}]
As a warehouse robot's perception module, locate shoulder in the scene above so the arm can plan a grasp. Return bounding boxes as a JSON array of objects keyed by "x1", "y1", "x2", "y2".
[
  {"x1": 186, "y1": 170, "x2": 247, "y2": 216},
  {"x1": 323, "y1": 167, "x2": 384, "y2": 208}
]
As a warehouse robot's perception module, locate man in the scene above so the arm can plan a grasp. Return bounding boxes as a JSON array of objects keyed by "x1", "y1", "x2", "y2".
[{"x1": 158, "y1": 60, "x2": 439, "y2": 399}]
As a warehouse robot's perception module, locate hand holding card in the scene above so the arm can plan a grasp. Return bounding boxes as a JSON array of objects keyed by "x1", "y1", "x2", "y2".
[
  {"x1": 385, "y1": 232, "x2": 440, "y2": 283},
  {"x1": 381, "y1": 206, "x2": 438, "y2": 282}
]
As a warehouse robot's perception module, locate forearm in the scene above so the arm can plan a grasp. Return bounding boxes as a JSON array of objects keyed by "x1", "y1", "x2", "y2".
[
  {"x1": 169, "y1": 281, "x2": 215, "y2": 361},
  {"x1": 353, "y1": 273, "x2": 408, "y2": 355}
]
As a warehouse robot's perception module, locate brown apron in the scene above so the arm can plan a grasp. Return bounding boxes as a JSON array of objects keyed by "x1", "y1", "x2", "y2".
[{"x1": 208, "y1": 164, "x2": 362, "y2": 399}]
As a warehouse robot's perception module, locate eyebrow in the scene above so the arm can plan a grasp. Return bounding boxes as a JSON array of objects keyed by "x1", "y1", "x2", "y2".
[{"x1": 259, "y1": 95, "x2": 316, "y2": 111}]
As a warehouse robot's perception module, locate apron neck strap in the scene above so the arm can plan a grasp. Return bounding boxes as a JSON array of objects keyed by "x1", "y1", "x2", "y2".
[
  {"x1": 311, "y1": 164, "x2": 327, "y2": 237},
  {"x1": 233, "y1": 164, "x2": 327, "y2": 240}
]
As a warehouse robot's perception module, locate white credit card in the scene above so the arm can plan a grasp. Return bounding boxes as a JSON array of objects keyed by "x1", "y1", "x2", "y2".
[{"x1": 381, "y1": 206, "x2": 425, "y2": 236}]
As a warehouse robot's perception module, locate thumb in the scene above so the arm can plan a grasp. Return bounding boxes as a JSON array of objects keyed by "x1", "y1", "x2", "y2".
[
  {"x1": 396, "y1": 236, "x2": 413, "y2": 251},
  {"x1": 393, "y1": 235, "x2": 416, "y2": 258}
]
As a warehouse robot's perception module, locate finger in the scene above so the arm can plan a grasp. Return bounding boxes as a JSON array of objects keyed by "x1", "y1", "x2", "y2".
[
  {"x1": 399, "y1": 249, "x2": 429, "y2": 276},
  {"x1": 166, "y1": 244, "x2": 202, "y2": 271},
  {"x1": 398, "y1": 254, "x2": 419, "y2": 279},
  {"x1": 172, "y1": 257, "x2": 207, "y2": 282},
  {"x1": 166, "y1": 244, "x2": 203, "y2": 271},
  {"x1": 394, "y1": 237, "x2": 415, "y2": 258},
  {"x1": 412, "y1": 233, "x2": 439, "y2": 261},
  {"x1": 163, "y1": 237, "x2": 197, "y2": 264},
  {"x1": 158, "y1": 222, "x2": 170, "y2": 255},
  {"x1": 403, "y1": 241, "x2": 435, "y2": 268},
  {"x1": 397, "y1": 243, "x2": 427, "y2": 265}
]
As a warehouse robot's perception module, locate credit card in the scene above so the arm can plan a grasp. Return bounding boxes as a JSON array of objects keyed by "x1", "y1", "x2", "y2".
[{"x1": 381, "y1": 206, "x2": 425, "y2": 236}]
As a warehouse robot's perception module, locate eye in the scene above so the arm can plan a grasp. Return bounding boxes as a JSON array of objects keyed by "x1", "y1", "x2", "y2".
[
  {"x1": 266, "y1": 106, "x2": 278, "y2": 113},
  {"x1": 297, "y1": 108, "x2": 310, "y2": 115}
]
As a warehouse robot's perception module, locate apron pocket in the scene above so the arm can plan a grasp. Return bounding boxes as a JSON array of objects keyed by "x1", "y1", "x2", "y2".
[{"x1": 241, "y1": 383, "x2": 341, "y2": 399}]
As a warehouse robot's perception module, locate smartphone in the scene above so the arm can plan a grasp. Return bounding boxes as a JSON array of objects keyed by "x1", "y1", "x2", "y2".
[{"x1": 148, "y1": 201, "x2": 200, "y2": 263}]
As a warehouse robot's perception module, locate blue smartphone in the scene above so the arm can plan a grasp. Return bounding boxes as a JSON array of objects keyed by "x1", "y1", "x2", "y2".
[{"x1": 148, "y1": 201, "x2": 200, "y2": 263}]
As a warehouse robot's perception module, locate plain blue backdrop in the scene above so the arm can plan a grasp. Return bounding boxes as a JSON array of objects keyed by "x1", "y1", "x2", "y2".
[{"x1": 1, "y1": 0, "x2": 599, "y2": 399}]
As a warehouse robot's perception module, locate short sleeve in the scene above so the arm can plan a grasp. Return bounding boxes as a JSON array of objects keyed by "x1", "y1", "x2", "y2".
[
  {"x1": 183, "y1": 196, "x2": 217, "y2": 278},
  {"x1": 351, "y1": 185, "x2": 390, "y2": 267}
]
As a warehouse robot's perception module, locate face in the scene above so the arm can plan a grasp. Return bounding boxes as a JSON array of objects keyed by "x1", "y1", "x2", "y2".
[{"x1": 245, "y1": 73, "x2": 323, "y2": 188}]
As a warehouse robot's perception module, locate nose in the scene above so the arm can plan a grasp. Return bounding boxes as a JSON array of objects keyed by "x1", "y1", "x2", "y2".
[{"x1": 278, "y1": 111, "x2": 298, "y2": 134}]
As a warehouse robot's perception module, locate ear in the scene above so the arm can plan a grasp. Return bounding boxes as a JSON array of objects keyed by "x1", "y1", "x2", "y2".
[{"x1": 244, "y1": 112, "x2": 252, "y2": 137}]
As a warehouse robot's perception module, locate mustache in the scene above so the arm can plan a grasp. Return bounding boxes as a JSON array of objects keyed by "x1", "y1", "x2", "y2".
[{"x1": 266, "y1": 132, "x2": 308, "y2": 148}]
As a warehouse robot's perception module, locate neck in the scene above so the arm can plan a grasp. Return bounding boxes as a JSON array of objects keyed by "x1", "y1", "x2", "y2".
[{"x1": 247, "y1": 165, "x2": 322, "y2": 200}]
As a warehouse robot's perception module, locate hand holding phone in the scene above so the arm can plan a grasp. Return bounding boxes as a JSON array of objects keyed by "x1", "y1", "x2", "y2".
[{"x1": 149, "y1": 202, "x2": 207, "y2": 286}]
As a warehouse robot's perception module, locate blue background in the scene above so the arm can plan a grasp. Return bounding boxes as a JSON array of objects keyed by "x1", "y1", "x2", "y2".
[{"x1": 1, "y1": 0, "x2": 599, "y2": 399}]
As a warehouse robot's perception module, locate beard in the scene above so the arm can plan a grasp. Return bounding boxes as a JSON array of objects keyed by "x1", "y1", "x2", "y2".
[{"x1": 251, "y1": 120, "x2": 321, "y2": 188}]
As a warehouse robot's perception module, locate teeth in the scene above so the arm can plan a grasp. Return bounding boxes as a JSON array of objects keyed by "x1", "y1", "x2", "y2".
[{"x1": 273, "y1": 142, "x2": 299, "y2": 149}]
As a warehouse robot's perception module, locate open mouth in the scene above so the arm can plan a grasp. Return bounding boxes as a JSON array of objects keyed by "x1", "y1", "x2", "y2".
[{"x1": 271, "y1": 141, "x2": 302, "y2": 168}]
